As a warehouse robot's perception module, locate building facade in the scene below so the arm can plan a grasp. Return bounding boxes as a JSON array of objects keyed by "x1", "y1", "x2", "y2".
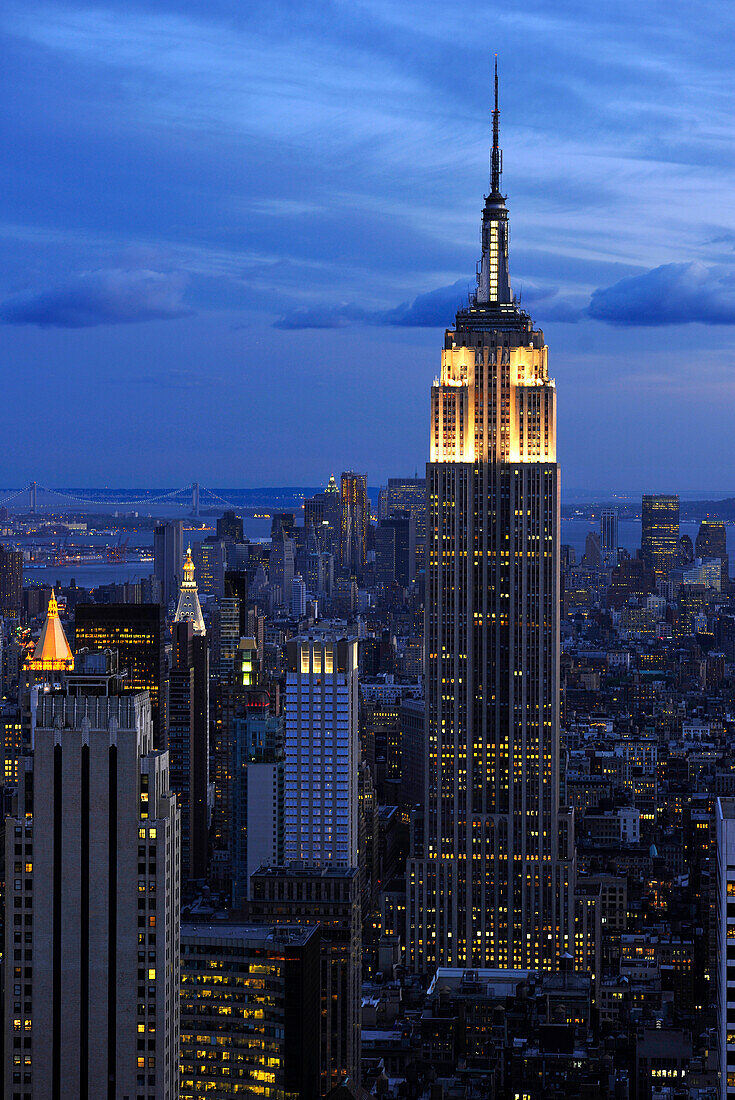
[
  {"x1": 600, "y1": 508, "x2": 619, "y2": 570},
  {"x1": 696, "y1": 518, "x2": 729, "y2": 590},
  {"x1": 379, "y1": 477, "x2": 427, "y2": 574},
  {"x1": 340, "y1": 471, "x2": 368, "y2": 576},
  {"x1": 231, "y1": 701, "x2": 284, "y2": 907},
  {"x1": 169, "y1": 620, "x2": 209, "y2": 881},
  {"x1": 717, "y1": 797, "x2": 735, "y2": 1099},
  {"x1": 0, "y1": 544, "x2": 23, "y2": 619},
  {"x1": 180, "y1": 921, "x2": 320, "y2": 1100},
  {"x1": 407, "y1": 68, "x2": 574, "y2": 973},
  {"x1": 284, "y1": 634, "x2": 359, "y2": 866},
  {"x1": 641, "y1": 494, "x2": 679, "y2": 580},
  {"x1": 3, "y1": 684, "x2": 180, "y2": 1100},
  {"x1": 74, "y1": 602, "x2": 167, "y2": 748},
  {"x1": 250, "y1": 864, "x2": 361, "y2": 1095},
  {"x1": 154, "y1": 521, "x2": 184, "y2": 609}
]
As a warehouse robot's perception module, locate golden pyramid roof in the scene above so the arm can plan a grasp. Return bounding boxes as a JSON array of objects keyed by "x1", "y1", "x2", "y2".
[{"x1": 27, "y1": 590, "x2": 74, "y2": 671}]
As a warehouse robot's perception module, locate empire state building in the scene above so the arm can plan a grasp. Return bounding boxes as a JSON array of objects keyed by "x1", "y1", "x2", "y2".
[{"x1": 407, "y1": 66, "x2": 574, "y2": 973}]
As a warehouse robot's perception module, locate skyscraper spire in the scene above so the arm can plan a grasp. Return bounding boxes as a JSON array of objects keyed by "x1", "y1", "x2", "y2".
[
  {"x1": 491, "y1": 54, "x2": 502, "y2": 196},
  {"x1": 471, "y1": 56, "x2": 513, "y2": 312}
]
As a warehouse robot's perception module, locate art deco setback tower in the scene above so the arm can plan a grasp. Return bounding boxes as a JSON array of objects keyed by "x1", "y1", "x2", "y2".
[{"x1": 407, "y1": 65, "x2": 574, "y2": 973}]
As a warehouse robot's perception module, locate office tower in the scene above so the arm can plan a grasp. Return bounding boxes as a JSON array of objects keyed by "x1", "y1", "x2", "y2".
[
  {"x1": 193, "y1": 537, "x2": 226, "y2": 599},
  {"x1": 174, "y1": 547, "x2": 206, "y2": 636},
  {"x1": 600, "y1": 507, "x2": 619, "y2": 569},
  {"x1": 284, "y1": 633, "x2": 358, "y2": 865},
  {"x1": 224, "y1": 570, "x2": 249, "y2": 633},
  {"x1": 231, "y1": 695, "x2": 284, "y2": 907},
  {"x1": 169, "y1": 621, "x2": 209, "y2": 881},
  {"x1": 3, "y1": 664, "x2": 180, "y2": 1099},
  {"x1": 154, "y1": 520, "x2": 184, "y2": 608},
  {"x1": 407, "y1": 67, "x2": 574, "y2": 973},
  {"x1": 211, "y1": 596, "x2": 239, "y2": 682},
  {"x1": 290, "y1": 573, "x2": 307, "y2": 619},
  {"x1": 306, "y1": 476, "x2": 342, "y2": 556},
  {"x1": 180, "y1": 921, "x2": 320, "y2": 1099},
  {"x1": 696, "y1": 518, "x2": 729, "y2": 589},
  {"x1": 212, "y1": 639, "x2": 262, "y2": 872},
  {"x1": 23, "y1": 586, "x2": 51, "y2": 623},
  {"x1": 375, "y1": 510, "x2": 416, "y2": 591},
  {"x1": 332, "y1": 576, "x2": 357, "y2": 618},
  {"x1": 269, "y1": 528, "x2": 295, "y2": 605},
  {"x1": 324, "y1": 474, "x2": 341, "y2": 552},
  {"x1": 679, "y1": 533, "x2": 695, "y2": 566},
  {"x1": 271, "y1": 512, "x2": 295, "y2": 539},
  {"x1": 75, "y1": 603, "x2": 167, "y2": 747},
  {"x1": 340, "y1": 471, "x2": 368, "y2": 575},
  {"x1": 216, "y1": 510, "x2": 243, "y2": 544},
  {"x1": 299, "y1": 523, "x2": 333, "y2": 599},
  {"x1": 1, "y1": 707, "x2": 22, "y2": 786},
  {"x1": 380, "y1": 477, "x2": 427, "y2": 574},
  {"x1": 399, "y1": 697, "x2": 425, "y2": 808},
  {"x1": 304, "y1": 492, "x2": 325, "y2": 530},
  {"x1": 0, "y1": 545, "x2": 23, "y2": 619},
  {"x1": 250, "y1": 864, "x2": 361, "y2": 1095},
  {"x1": 717, "y1": 797, "x2": 735, "y2": 1098},
  {"x1": 677, "y1": 583, "x2": 708, "y2": 637},
  {"x1": 641, "y1": 494, "x2": 679, "y2": 580}
]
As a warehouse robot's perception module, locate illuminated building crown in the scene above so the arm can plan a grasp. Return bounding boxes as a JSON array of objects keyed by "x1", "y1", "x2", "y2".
[
  {"x1": 26, "y1": 589, "x2": 74, "y2": 671},
  {"x1": 174, "y1": 547, "x2": 206, "y2": 635}
]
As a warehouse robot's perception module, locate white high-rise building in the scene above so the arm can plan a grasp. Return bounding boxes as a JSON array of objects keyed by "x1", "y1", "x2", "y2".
[
  {"x1": 284, "y1": 633, "x2": 358, "y2": 865},
  {"x1": 4, "y1": 656, "x2": 180, "y2": 1099},
  {"x1": 290, "y1": 573, "x2": 307, "y2": 619}
]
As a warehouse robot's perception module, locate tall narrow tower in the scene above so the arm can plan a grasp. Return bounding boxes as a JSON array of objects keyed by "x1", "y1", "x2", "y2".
[{"x1": 407, "y1": 62, "x2": 574, "y2": 973}]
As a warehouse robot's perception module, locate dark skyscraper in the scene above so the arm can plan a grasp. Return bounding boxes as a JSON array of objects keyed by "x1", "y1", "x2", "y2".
[
  {"x1": 375, "y1": 510, "x2": 415, "y2": 590},
  {"x1": 0, "y1": 544, "x2": 23, "y2": 619},
  {"x1": 216, "y1": 509, "x2": 243, "y2": 543},
  {"x1": 169, "y1": 620, "x2": 210, "y2": 881},
  {"x1": 4, "y1": 671, "x2": 180, "y2": 1098},
  {"x1": 75, "y1": 603, "x2": 167, "y2": 747},
  {"x1": 641, "y1": 494, "x2": 679, "y2": 580},
  {"x1": 153, "y1": 519, "x2": 184, "y2": 608},
  {"x1": 599, "y1": 507, "x2": 618, "y2": 569},
  {"x1": 696, "y1": 518, "x2": 729, "y2": 589},
  {"x1": 380, "y1": 477, "x2": 427, "y2": 574},
  {"x1": 407, "y1": 66, "x2": 574, "y2": 973}
]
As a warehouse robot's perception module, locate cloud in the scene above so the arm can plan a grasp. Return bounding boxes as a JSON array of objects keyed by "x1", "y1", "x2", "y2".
[
  {"x1": 274, "y1": 277, "x2": 585, "y2": 330},
  {"x1": 0, "y1": 268, "x2": 193, "y2": 328},
  {"x1": 587, "y1": 261, "x2": 735, "y2": 326}
]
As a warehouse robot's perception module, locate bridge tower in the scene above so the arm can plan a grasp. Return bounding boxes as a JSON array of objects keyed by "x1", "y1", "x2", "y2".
[
  {"x1": 191, "y1": 482, "x2": 200, "y2": 517},
  {"x1": 29, "y1": 481, "x2": 37, "y2": 514}
]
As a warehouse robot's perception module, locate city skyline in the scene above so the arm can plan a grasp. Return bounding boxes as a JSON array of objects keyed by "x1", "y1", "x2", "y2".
[{"x1": 3, "y1": 2, "x2": 735, "y2": 488}]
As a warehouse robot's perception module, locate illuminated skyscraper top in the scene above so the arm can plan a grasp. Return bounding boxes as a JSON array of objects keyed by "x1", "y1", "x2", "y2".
[
  {"x1": 174, "y1": 547, "x2": 206, "y2": 636},
  {"x1": 26, "y1": 590, "x2": 74, "y2": 671}
]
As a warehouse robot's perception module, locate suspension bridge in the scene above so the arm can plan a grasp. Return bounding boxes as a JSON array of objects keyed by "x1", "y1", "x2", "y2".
[{"x1": 0, "y1": 482, "x2": 240, "y2": 516}]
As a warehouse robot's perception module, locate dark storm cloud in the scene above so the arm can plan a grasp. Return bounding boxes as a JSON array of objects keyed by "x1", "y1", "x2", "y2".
[
  {"x1": 0, "y1": 269, "x2": 192, "y2": 328},
  {"x1": 587, "y1": 262, "x2": 735, "y2": 326}
]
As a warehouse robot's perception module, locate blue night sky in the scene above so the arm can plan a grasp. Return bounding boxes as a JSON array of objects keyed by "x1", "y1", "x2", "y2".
[{"x1": 3, "y1": 1, "x2": 735, "y2": 492}]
